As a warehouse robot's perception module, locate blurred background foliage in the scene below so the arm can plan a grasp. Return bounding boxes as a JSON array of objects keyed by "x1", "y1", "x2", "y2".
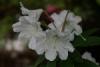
[{"x1": 0, "y1": 0, "x2": 100, "y2": 67}]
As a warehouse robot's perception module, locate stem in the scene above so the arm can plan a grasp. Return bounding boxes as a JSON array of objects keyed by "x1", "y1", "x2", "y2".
[{"x1": 52, "y1": 22, "x2": 57, "y2": 30}]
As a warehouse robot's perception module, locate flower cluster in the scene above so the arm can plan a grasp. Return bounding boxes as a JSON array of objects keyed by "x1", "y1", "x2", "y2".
[{"x1": 12, "y1": 2, "x2": 82, "y2": 61}]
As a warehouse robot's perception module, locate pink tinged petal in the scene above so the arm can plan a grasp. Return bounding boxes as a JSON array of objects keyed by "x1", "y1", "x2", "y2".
[
  {"x1": 64, "y1": 42, "x2": 75, "y2": 52},
  {"x1": 45, "y1": 49, "x2": 57, "y2": 61},
  {"x1": 58, "y1": 47, "x2": 68, "y2": 60}
]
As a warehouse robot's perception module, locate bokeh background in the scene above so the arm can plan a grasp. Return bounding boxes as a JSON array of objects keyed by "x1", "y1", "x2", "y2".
[{"x1": 0, "y1": 0, "x2": 100, "y2": 67}]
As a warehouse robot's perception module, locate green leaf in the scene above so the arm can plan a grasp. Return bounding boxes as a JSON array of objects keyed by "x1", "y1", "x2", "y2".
[
  {"x1": 74, "y1": 59, "x2": 99, "y2": 67},
  {"x1": 96, "y1": 0, "x2": 100, "y2": 6},
  {"x1": 33, "y1": 56, "x2": 45, "y2": 67},
  {"x1": 74, "y1": 36, "x2": 100, "y2": 47},
  {"x1": 59, "y1": 59, "x2": 74, "y2": 67},
  {"x1": 46, "y1": 61, "x2": 56, "y2": 67},
  {"x1": 0, "y1": 16, "x2": 13, "y2": 39},
  {"x1": 82, "y1": 28, "x2": 99, "y2": 36},
  {"x1": 57, "y1": 50, "x2": 100, "y2": 67}
]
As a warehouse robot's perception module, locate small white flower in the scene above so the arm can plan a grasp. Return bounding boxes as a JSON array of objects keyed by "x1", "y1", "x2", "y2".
[
  {"x1": 65, "y1": 11, "x2": 82, "y2": 35},
  {"x1": 20, "y1": 2, "x2": 43, "y2": 22},
  {"x1": 12, "y1": 16, "x2": 44, "y2": 41},
  {"x1": 49, "y1": 10, "x2": 82, "y2": 38},
  {"x1": 29, "y1": 30, "x2": 75, "y2": 61},
  {"x1": 12, "y1": 3, "x2": 44, "y2": 41},
  {"x1": 82, "y1": 52, "x2": 99, "y2": 65}
]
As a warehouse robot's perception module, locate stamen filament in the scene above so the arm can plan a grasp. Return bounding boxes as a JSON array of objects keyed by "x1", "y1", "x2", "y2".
[
  {"x1": 61, "y1": 10, "x2": 70, "y2": 32},
  {"x1": 80, "y1": 35, "x2": 86, "y2": 41}
]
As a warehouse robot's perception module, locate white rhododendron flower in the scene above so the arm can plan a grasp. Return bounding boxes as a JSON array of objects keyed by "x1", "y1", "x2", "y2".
[
  {"x1": 12, "y1": 3, "x2": 44, "y2": 41},
  {"x1": 82, "y1": 52, "x2": 99, "y2": 65},
  {"x1": 29, "y1": 30, "x2": 74, "y2": 61},
  {"x1": 49, "y1": 10, "x2": 82, "y2": 38},
  {"x1": 12, "y1": 16, "x2": 44, "y2": 41},
  {"x1": 20, "y1": 2, "x2": 43, "y2": 22},
  {"x1": 12, "y1": 2, "x2": 83, "y2": 61}
]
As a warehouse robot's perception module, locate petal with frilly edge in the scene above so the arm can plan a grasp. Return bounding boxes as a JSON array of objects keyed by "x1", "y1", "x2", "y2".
[
  {"x1": 58, "y1": 47, "x2": 68, "y2": 60},
  {"x1": 64, "y1": 42, "x2": 75, "y2": 52},
  {"x1": 82, "y1": 52, "x2": 99, "y2": 65},
  {"x1": 18, "y1": 31, "x2": 33, "y2": 41},
  {"x1": 12, "y1": 22, "x2": 21, "y2": 32},
  {"x1": 49, "y1": 10, "x2": 68, "y2": 31},
  {"x1": 20, "y1": 2, "x2": 30, "y2": 15},
  {"x1": 72, "y1": 24, "x2": 82, "y2": 35},
  {"x1": 45, "y1": 49, "x2": 57, "y2": 61},
  {"x1": 28, "y1": 37, "x2": 37, "y2": 50},
  {"x1": 20, "y1": 2, "x2": 43, "y2": 21},
  {"x1": 66, "y1": 12, "x2": 82, "y2": 24},
  {"x1": 29, "y1": 37, "x2": 45, "y2": 55}
]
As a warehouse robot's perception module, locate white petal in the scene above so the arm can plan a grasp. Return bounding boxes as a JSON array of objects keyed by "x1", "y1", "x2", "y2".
[
  {"x1": 73, "y1": 24, "x2": 82, "y2": 35},
  {"x1": 23, "y1": 16, "x2": 35, "y2": 24},
  {"x1": 19, "y1": 16, "x2": 33, "y2": 24},
  {"x1": 82, "y1": 52, "x2": 99, "y2": 65},
  {"x1": 50, "y1": 13, "x2": 62, "y2": 30},
  {"x1": 74, "y1": 16, "x2": 82, "y2": 23},
  {"x1": 28, "y1": 37, "x2": 37, "y2": 50},
  {"x1": 20, "y1": 2, "x2": 43, "y2": 21},
  {"x1": 50, "y1": 10, "x2": 68, "y2": 31},
  {"x1": 35, "y1": 43, "x2": 45, "y2": 55},
  {"x1": 12, "y1": 22, "x2": 21, "y2": 32},
  {"x1": 18, "y1": 32, "x2": 32, "y2": 40},
  {"x1": 29, "y1": 36, "x2": 45, "y2": 55},
  {"x1": 67, "y1": 12, "x2": 74, "y2": 21},
  {"x1": 31, "y1": 9, "x2": 43, "y2": 21},
  {"x1": 66, "y1": 12, "x2": 82, "y2": 24},
  {"x1": 20, "y1": 2, "x2": 30, "y2": 15},
  {"x1": 45, "y1": 49, "x2": 57, "y2": 61},
  {"x1": 68, "y1": 32, "x2": 75, "y2": 41},
  {"x1": 48, "y1": 23, "x2": 56, "y2": 30},
  {"x1": 58, "y1": 48, "x2": 68, "y2": 60},
  {"x1": 58, "y1": 10, "x2": 68, "y2": 23},
  {"x1": 64, "y1": 42, "x2": 75, "y2": 52}
]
